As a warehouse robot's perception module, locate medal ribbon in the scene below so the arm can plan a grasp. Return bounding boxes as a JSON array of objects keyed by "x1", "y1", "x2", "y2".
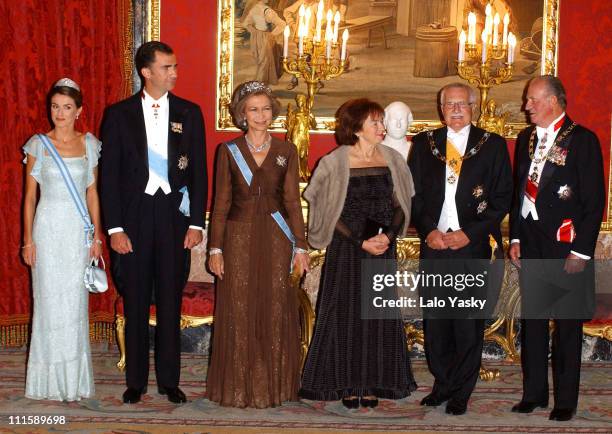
[
  {"x1": 446, "y1": 139, "x2": 463, "y2": 180},
  {"x1": 557, "y1": 218, "x2": 576, "y2": 243}
]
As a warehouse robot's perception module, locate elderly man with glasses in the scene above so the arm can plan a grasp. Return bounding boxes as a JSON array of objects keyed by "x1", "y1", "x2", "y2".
[{"x1": 408, "y1": 82, "x2": 513, "y2": 415}]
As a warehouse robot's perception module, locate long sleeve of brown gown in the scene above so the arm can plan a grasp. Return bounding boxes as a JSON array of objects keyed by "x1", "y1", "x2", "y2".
[{"x1": 209, "y1": 144, "x2": 232, "y2": 250}]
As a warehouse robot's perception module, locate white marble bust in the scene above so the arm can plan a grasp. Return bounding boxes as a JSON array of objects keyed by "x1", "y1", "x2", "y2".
[{"x1": 382, "y1": 101, "x2": 413, "y2": 161}]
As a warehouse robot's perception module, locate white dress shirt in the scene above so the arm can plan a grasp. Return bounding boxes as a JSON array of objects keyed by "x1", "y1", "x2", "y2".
[
  {"x1": 520, "y1": 112, "x2": 566, "y2": 221},
  {"x1": 142, "y1": 90, "x2": 171, "y2": 196},
  {"x1": 437, "y1": 124, "x2": 470, "y2": 232}
]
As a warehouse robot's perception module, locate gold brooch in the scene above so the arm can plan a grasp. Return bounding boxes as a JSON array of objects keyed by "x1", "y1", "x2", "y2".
[
  {"x1": 477, "y1": 200, "x2": 488, "y2": 214},
  {"x1": 170, "y1": 122, "x2": 183, "y2": 134},
  {"x1": 276, "y1": 155, "x2": 287, "y2": 167},
  {"x1": 557, "y1": 184, "x2": 572, "y2": 200},
  {"x1": 178, "y1": 155, "x2": 189, "y2": 170},
  {"x1": 472, "y1": 185, "x2": 484, "y2": 198}
]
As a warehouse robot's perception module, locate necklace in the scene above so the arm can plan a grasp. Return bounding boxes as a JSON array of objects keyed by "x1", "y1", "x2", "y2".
[
  {"x1": 246, "y1": 134, "x2": 271, "y2": 153},
  {"x1": 428, "y1": 130, "x2": 489, "y2": 184},
  {"x1": 527, "y1": 122, "x2": 576, "y2": 183}
]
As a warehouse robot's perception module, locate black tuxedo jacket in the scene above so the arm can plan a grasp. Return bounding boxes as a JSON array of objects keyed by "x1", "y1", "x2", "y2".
[
  {"x1": 509, "y1": 117, "x2": 604, "y2": 259},
  {"x1": 409, "y1": 125, "x2": 513, "y2": 257},
  {"x1": 99, "y1": 92, "x2": 207, "y2": 233}
]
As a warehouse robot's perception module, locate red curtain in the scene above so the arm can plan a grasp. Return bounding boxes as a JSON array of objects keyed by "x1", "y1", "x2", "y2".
[{"x1": 0, "y1": 0, "x2": 131, "y2": 345}]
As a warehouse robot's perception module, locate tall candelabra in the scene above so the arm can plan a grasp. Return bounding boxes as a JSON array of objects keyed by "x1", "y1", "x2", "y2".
[
  {"x1": 456, "y1": 3, "x2": 517, "y2": 134},
  {"x1": 282, "y1": 1, "x2": 349, "y2": 180}
]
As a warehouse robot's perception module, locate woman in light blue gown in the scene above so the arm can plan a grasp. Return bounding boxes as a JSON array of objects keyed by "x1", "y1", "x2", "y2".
[{"x1": 21, "y1": 78, "x2": 102, "y2": 401}]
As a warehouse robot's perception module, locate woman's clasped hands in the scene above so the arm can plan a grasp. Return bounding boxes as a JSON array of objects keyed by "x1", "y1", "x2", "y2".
[{"x1": 362, "y1": 233, "x2": 390, "y2": 256}]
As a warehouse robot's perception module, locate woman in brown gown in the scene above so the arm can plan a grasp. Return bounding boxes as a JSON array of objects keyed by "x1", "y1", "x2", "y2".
[{"x1": 207, "y1": 81, "x2": 310, "y2": 408}]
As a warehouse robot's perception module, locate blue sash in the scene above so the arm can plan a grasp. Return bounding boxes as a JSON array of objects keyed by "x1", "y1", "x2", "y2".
[
  {"x1": 178, "y1": 186, "x2": 190, "y2": 217},
  {"x1": 38, "y1": 134, "x2": 94, "y2": 247},
  {"x1": 226, "y1": 142, "x2": 297, "y2": 271},
  {"x1": 271, "y1": 211, "x2": 297, "y2": 272},
  {"x1": 226, "y1": 142, "x2": 253, "y2": 185}
]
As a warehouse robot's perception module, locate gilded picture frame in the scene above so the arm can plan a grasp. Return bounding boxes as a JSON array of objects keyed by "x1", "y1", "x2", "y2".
[{"x1": 215, "y1": 0, "x2": 560, "y2": 137}]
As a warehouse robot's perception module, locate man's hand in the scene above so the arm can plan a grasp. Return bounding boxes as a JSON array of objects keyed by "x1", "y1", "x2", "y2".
[
  {"x1": 425, "y1": 229, "x2": 448, "y2": 250},
  {"x1": 184, "y1": 228, "x2": 203, "y2": 249},
  {"x1": 442, "y1": 230, "x2": 470, "y2": 250},
  {"x1": 110, "y1": 232, "x2": 133, "y2": 254},
  {"x1": 564, "y1": 252, "x2": 587, "y2": 274},
  {"x1": 509, "y1": 242, "x2": 521, "y2": 269}
]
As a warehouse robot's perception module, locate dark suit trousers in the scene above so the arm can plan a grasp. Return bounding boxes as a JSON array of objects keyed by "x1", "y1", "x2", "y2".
[
  {"x1": 519, "y1": 216, "x2": 583, "y2": 409},
  {"x1": 420, "y1": 244, "x2": 485, "y2": 403},
  {"x1": 122, "y1": 190, "x2": 187, "y2": 390}
]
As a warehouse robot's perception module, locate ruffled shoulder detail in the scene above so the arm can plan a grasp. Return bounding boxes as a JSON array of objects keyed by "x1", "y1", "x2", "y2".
[
  {"x1": 85, "y1": 132, "x2": 102, "y2": 187},
  {"x1": 22, "y1": 134, "x2": 44, "y2": 184}
]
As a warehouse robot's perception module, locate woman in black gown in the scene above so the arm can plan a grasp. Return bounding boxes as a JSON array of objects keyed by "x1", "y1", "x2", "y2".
[{"x1": 300, "y1": 99, "x2": 417, "y2": 409}]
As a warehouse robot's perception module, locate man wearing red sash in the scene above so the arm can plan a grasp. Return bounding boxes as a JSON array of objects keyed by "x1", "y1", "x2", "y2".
[{"x1": 509, "y1": 75, "x2": 605, "y2": 421}]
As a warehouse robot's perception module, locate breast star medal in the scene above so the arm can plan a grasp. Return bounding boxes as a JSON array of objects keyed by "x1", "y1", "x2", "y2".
[
  {"x1": 472, "y1": 185, "x2": 484, "y2": 198},
  {"x1": 276, "y1": 155, "x2": 287, "y2": 167},
  {"x1": 178, "y1": 155, "x2": 189, "y2": 170},
  {"x1": 557, "y1": 184, "x2": 572, "y2": 200},
  {"x1": 477, "y1": 200, "x2": 488, "y2": 214}
]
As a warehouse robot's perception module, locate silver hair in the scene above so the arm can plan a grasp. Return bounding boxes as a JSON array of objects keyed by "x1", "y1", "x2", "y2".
[
  {"x1": 439, "y1": 82, "x2": 476, "y2": 105},
  {"x1": 54, "y1": 77, "x2": 80, "y2": 91}
]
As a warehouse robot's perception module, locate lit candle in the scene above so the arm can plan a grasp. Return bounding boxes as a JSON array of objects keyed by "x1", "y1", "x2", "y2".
[
  {"x1": 507, "y1": 32, "x2": 516, "y2": 64},
  {"x1": 305, "y1": 7, "x2": 312, "y2": 39},
  {"x1": 298, "y1": 5, "x2": 305, "y2": 55},
  {"x1": 333, "y1": 11, "x2": 341, "y2": 43},
  {"x1": 468, "y1": 12, "x2": 476, "y2": 45},
  {"x1": 458, "y1": 30, "x2": 466, "y2": 62},
  {"x1": 283, "y1": 25, "x2": 290, "y2": 57},
  {"x1": 485, "y1": 4, "x2": 492, "y2": 35},
  {"x1": 493, "y1": 13, "x2": 500, "y2": 46},
  {"x1": 481, "y1": 30, "x2": 487, "y2": 64},
  {"x1": 503, "y1": 13, "x2": 509, "y2": 45},
  {"x1": 315, "y1": 0, "x2": 323, "y2": 42},
  {"x1": 325, "y1": 9, "x2": 333, "y2": 44},
  {"x1": 326, "y1": 29, "x2": 332, "y2": 60},
  {"x1": 341, "y1": 29, "x2": 349, "y2": 61}
]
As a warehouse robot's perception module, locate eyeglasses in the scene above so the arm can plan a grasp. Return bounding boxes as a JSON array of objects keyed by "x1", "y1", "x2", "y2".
[{"x1": 442, "y1": 101, "x2": 473, "y2": 110}]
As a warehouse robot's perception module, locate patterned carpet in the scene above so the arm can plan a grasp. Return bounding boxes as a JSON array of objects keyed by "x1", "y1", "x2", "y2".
[{"x1": 0, "y1": 348, "x2": 611, "y2": 433}]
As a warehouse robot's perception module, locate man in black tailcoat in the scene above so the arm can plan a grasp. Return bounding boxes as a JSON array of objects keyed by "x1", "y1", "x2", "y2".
[
  {"x1": 509, "y1": 75, "x2": 604, "y2": 421},
  {"x1": 100, "y1": 41, "x2": 207, "y2": 404},
  {"x1": 409, "y1": 82, "x2": 513, "y2": 415}
]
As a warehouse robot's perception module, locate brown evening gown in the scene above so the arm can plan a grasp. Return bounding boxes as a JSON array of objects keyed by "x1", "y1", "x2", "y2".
[{"x1": 206, "y1": 135, "x2": 307, "y2": 408}]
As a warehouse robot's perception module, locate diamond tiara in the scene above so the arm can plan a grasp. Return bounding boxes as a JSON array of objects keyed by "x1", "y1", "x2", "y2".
[
  {"x1": 238, "y1": 81, "x2": 271, "y2": 100},
  {"x1": 54, "y1": 77, "x2": 81, "y2": 92}
]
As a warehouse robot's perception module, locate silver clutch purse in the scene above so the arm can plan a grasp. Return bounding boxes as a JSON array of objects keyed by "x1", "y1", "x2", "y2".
[{"x1": 84, "y1": 257, "x2": 108, "y2": 294}]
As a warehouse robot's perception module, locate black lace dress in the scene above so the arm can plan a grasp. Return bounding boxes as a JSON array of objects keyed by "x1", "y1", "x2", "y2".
[{"x1": 299, "y1": 167, "x2": 417, "y2": 400}]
